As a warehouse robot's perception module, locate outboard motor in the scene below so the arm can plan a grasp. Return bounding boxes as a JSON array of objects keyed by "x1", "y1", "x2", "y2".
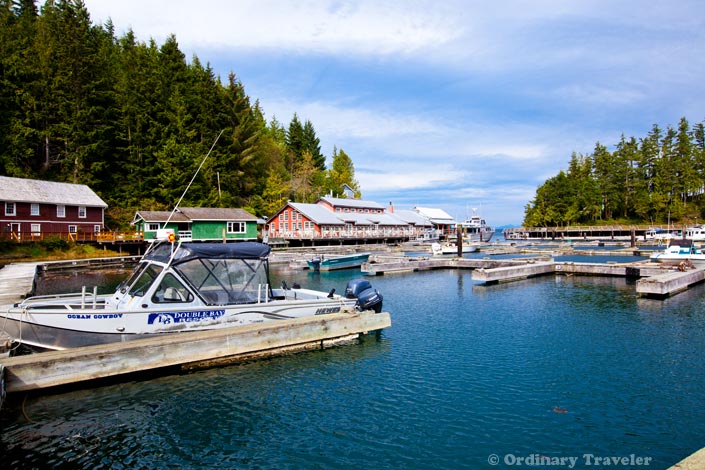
[
  {"x1": 345, "y1": 278, "x2": 383, "y2": 313},
  {"x1": 310, "y1": 257, "x2": 321, "y2": 272}
]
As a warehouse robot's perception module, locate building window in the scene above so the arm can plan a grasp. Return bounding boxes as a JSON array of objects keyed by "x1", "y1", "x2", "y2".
[
  {"x1": 5, "y1": 202, "x2": 15, "y2": 216},
  {"x1": 31, "y1": 203, "x2": 40, "y2": 216},
  {"x1": 227, "y1": 221, "x2": 246, "y2": 233},
  {"x1": 304, "y1": 221, "x2": 313, "y2": 230},
  {"x1": 68, "y1": 225, "x2": 77, "y2": 233},
  {"x1": 78, "y1": 206, "x2": 86, "y2": 218},
  {"x1": 57, "y1": 205, "x2": 66, "y2": 218},
  {"x1": 148, "y1": 223, "x2": 159, "y2": 231},
  {"x1": 94, "y1": 225, "x2": 101, "y2": 233},
  {"x1": 31, "y1": 224, "x2": 41, "y2": 236},
  {"x1": 282, "y1": 211, "x2": 288, "y2": 220}
]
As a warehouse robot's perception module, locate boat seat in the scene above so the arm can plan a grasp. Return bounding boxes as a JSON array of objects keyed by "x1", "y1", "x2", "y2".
[{"x1": 163, "y1": 287, "x2": 184, "y2": 302}]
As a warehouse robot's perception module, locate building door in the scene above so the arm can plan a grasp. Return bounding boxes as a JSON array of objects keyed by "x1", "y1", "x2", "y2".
[{"x1": 9, "y1": 223, "x2": 20, "y2": 240}]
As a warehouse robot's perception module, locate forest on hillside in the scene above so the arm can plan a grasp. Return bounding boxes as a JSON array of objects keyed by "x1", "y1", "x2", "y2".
[
  {"x1": 523, "y1": 117, "x2": 705, "y2": 227},
  {"x1": 0, "y1": 0, "x2": 360, "y2": 228}
]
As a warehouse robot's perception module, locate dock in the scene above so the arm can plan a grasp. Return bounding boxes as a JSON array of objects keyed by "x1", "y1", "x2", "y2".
[
  {"x1": 360, "y1": 252, "x2": 704, "y2": 299},
  {"x1": 0, "y1": 262, "x2": 38, "y2": 305},
  {"x1": 1, "y1": 310, "x2": 391, "y2": 393},
  {"x1": 361, "y1": 256, "x2": 544, "y2": 275}
]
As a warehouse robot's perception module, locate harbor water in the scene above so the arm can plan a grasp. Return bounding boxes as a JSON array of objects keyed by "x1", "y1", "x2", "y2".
[{"x1": 2, "y1": 265, "x2": 705, "y2": 469}]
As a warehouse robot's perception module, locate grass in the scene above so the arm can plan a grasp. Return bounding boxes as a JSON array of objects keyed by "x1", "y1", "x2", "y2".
[{"x1": 0, "y1": 240, "x2": 124, "y2": 264}]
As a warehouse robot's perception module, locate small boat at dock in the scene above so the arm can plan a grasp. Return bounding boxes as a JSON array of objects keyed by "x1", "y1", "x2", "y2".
[
  {"x1": 431, "y1": 241, "x2": 479, "y2": 256},
  {"x1": 307, "y1": 252, "x2": 370, "y2": 271},
  {"x1": 0, "y1": 240, "x2": 384, "y2": 351},
  {"x1": 649, "y1": 239, "x2": 705, "y2": 267}
]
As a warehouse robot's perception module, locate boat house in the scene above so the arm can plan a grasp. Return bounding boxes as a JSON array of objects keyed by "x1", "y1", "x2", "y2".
[
  {"x1": 132, "y1": 207, "x2": 259, "y2": 242},
  {"x1": 265, "y1": 197, "x2": 436, "y2": 246},
  {"x1": 0, "y1": 175, "x2": 107, "y2": 242},
  {"x1": 413, "y1": 206, "x2": 456, "y2": 238}
]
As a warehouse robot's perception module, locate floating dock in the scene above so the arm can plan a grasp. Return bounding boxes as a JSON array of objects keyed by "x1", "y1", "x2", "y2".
[
  {"x1": 1, "y1": 310, "x2": 390, "y2": 393},
  {"x1": 0, "y1": 262, "x2": 38, "y2": 306},
  {"x1": 361, "y1": 256, "x2": 542, "y2": 275}
]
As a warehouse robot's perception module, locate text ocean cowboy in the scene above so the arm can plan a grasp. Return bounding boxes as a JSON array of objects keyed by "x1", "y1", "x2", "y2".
[{"x1": 489, "y1": 453, "x2": 653, "y2": 468}]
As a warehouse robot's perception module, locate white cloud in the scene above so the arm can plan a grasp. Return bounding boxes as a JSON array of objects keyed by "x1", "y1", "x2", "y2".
[
  {"x1": 84, "y1": 0, "x2": 462, "y2": 56},
  {"x1": 358, "y1": 164, "x2": 464, "y2": 192}
]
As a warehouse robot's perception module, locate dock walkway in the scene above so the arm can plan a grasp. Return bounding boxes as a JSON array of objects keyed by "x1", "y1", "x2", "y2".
[
  {"x1": 0, "y1": 262, "x2": 38, "y2": 306},
  {"x1": 1, "y1": 311, "x2": 390, "y2": 393}
]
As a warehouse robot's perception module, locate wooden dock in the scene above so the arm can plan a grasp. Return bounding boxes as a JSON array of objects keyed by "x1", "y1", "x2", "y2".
[
  {"x1": 361, "y1": 253, "x2": 702, "y2": 298},
  {"x1": 1, "y1": 310, "x2": 391, "y2": 393},
  {"x1": 361, "y1": 256, "x2": 544, "y2": 275},
  {"x1": 0, "y1": 262, "x2": 38, "y2": 306}
]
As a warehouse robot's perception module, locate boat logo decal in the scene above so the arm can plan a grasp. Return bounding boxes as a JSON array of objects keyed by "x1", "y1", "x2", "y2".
[
  {"x1": 315, "y1": 306, "x2": 341, "y2": 315},
  {"x1": 147, "y1": 309, "x2": 226, "y2": 325}
]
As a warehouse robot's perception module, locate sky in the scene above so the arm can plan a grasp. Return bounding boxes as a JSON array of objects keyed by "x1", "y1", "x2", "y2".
[{"x1": 77, "y1": 0, "x2": 705, "y2": 227}]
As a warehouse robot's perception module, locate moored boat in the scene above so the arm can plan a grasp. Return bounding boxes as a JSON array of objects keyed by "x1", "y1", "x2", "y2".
[
  {"x1": 649, "y1": 239, "x2": 705, "y2": 266},
  {"x1": 0, "y1": 241, "x2": 384, "y2": 351},
  {"x1": 307, "y1": 252, "x2": 370, "y2": 272},
  {"x1": 459, "y1": 210, "x2": 494, "y2": 242},
  {"x1": 431, "y1": 241, "x2": 479, "y2": 256}
]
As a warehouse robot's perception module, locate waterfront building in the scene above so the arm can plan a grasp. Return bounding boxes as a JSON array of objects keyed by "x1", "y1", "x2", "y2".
[
  {"x1": 132, "y1": 207, "x2": 259, "y2": 242},
  {"x1": 0, "y1": 175, "x2": 107, "y2": 242}
]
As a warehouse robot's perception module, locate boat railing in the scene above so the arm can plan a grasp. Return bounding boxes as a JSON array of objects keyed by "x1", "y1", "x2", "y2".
[{"x1": 19, "y1": 286, "x2": 103, "y2": 309}]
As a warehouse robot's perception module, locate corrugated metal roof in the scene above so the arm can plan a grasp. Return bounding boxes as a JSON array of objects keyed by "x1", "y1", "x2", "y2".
[
  {"x1": 390, "y1": 210, "x2": 434, "y2": 226},
  {"x1": 337, "y1": 213, "x2": 374, "y2": 225},
  {"x1": 134, "y1": 207, "x2": 256, "y2": 223},
  {"x1": 414, "y1": 206, "x2": 456, "y2": 223},
  {"x1": 366, "y1": 213, "x2": 409, "y2": 226},
  {"x1": 290, "y1": 203, "x2": 346, "y2": 225},
  {"x1": 179, "y1": 207, "x2": 257, "y2": 221},
  {"x1": 133, "y1": 211, "x2": 190, "y2": 223},
  {"x1": 0, "y1": 175, "x2": 107, "y2": 207},
  {"x1": 318, "y1": 196, "x2": 385, "y2": 210}
]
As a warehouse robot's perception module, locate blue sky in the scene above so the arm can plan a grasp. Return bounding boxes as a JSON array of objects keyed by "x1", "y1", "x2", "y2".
[{"x1": 81, "y1": 0, "x2": 705, "y2": 226}]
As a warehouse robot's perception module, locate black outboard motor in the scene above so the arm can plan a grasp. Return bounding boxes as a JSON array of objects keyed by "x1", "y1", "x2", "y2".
[
  {"x1": 345, "y1": 278, "x2": 383, "y2": 313},
  {"x1": 310, "y1": 257, "x2": 321, "y2": 272}
]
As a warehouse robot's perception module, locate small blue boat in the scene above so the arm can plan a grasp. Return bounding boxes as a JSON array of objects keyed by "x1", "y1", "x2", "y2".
[{"x1": 307, "y1": 253, "x2": 371, "y2": 272}]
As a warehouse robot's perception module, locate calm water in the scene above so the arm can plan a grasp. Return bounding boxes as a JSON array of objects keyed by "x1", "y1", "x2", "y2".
[{"x1": 2, "y1": 266, "x2": 705, "y2": 469}]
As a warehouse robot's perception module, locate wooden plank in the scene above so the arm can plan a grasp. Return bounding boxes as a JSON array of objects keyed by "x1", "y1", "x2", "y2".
[
  {"x1": 2, "y1": 311, "x2": 391, "y2": 393},
  {"x1": 0, "y1": 263, "x2": 38, "y2": 305}
]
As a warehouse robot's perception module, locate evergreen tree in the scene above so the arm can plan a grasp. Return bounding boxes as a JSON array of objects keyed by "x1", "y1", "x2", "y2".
[{"x1": 302, "y1": 119, "x2": 325, "y2": 170}]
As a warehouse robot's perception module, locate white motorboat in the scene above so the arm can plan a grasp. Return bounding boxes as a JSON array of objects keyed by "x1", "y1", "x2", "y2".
[
  {"x1": 683, "y1": 226, "x2": 705, "y2": 242},
  {"x1": 0, "y1": 241, "x2": 384, "y2": 351},
  {"x1": 649, "y1": 240, "x2": 705, "y2": 266},
  {"x1": 459, "y1": 210, "x2": 494, "y2": 242},
  {"x1": 431, "y1": 241, "x2": 478, "y2": 256}
]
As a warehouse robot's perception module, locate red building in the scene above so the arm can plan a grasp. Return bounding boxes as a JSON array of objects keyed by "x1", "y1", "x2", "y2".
[
  {"x1": 265, "y1": 196, "x2": 423, "y2": 246},
  {"x1": 0, "y1": 176, "x2": 107, "y2": 241}
]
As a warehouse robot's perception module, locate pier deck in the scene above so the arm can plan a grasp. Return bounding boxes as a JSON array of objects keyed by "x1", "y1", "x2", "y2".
[
  {"x1": 0, "y1": 262, "x2": 38, "y2": 305},
  {"x1": 1, "y1": 310, "x2": 391, "y2": 393}
]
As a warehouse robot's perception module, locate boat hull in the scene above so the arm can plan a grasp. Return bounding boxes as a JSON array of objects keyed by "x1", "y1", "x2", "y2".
[
  {"x1": 307, "y1": 253, "x2": 370, "y2": 271},
  {"x1": 0, "y1": 293, "x2": 358, "y2": 351},
  {"x1": 431, "y1": 243, "x2": 478, "y2": 255}
]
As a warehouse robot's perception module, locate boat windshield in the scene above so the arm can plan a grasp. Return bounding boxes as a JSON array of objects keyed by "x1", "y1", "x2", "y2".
[
  {"x1": 128, "y1": 264, "x2": 164, "y2": 297},
  {"x1": 174, "y1": 257, "x2": 270, "y2": 305}
]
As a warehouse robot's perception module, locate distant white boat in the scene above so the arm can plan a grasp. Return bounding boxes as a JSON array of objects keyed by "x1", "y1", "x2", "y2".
[
  {"x1": 459, "y1": 210, "x2": 494, "y2": 242},
  {"x1": 645, "y1": 228, "x2": 679, "y2": 243},
  {"x1": 431, "y1": 241, "x2": 478, "y2": 256},
  {"x1": 683, "y1": 226, "x2": 705, "y2": 241}
]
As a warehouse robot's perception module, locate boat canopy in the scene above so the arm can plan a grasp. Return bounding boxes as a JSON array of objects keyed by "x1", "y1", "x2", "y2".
[{"x1": 145, "y1": 242, "x2": 272, "y2": 265}]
